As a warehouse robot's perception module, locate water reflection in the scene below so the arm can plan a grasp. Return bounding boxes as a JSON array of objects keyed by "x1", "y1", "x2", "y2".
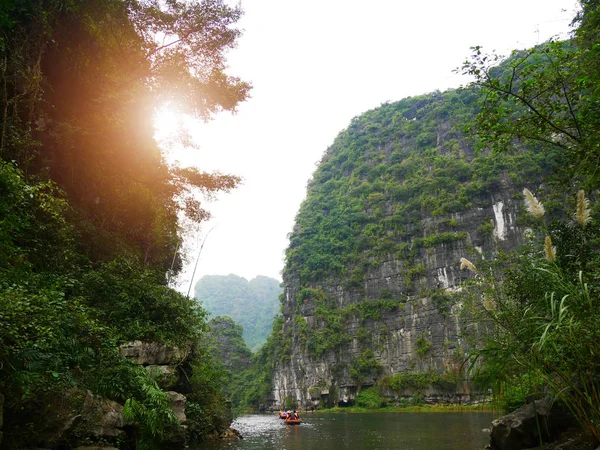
[{"x1": 195, "y1": 412, "x2": 495, "y2": 450}]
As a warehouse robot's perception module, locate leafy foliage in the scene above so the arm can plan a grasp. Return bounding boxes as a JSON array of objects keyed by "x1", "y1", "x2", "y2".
[
  {"x1": 350, "y1": 350, "x2": 383, "y2": 387},
  {"x1": 383, "y1": 369, "x2": 460, "y2": 394},
  {"x1": 461, "y1": 29, "x2": 600, "y2": 189},
  {"x1": 354, "y1": 388, "x2": 387, "y2": 409},
  {"x1": 459, "y1": 6, "x2": 600, "y2": 441},
  {"x1": 224, "y1": 315, "x2": 291, "y2": 412}
]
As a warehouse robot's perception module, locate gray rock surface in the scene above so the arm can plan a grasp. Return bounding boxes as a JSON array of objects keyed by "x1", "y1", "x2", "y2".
[
  {"x1": 166, "y1": 391, "x2": 187, "y2": 423},
  {"x1": 69, "y1": 391, "x2": 127, "y2": 441},
  {"x1": 489, "y1": 397, "x2": 575, "y2": 450},
  {"x1": 119, "y1": 340, "x2": 190, "y2": 365}
]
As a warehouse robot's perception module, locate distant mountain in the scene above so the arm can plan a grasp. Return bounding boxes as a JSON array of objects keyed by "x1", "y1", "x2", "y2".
[{"x1": 194, "y1": 274, "x2": 282, "y2": 351}]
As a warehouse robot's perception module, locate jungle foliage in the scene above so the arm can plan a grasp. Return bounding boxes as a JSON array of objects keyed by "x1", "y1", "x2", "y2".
[
  {"x1": 0, "y1": 0, "x2": 248, "y2": 448},
  {"x1": 210, "y1": 314, "x2": 288, "y2": 412}
]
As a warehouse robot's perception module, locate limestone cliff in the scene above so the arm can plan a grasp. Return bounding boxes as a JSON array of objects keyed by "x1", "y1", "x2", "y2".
[{"x1": 271, "y1": 89, "x2": 552, "y2": 409}]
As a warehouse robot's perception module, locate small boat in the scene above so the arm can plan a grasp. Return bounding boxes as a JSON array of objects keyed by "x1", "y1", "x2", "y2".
[
  {"x1": 285, "y1": 418, "x2": 301, "y2": 425},
  {"x1": 279, "y1": 413, "x2": 287, "y2": 419}
]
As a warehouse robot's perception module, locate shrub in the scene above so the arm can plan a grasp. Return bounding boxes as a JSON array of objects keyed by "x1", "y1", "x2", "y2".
[{"x1": 355, "y1": 388, "x2": 386, "y2": 409}]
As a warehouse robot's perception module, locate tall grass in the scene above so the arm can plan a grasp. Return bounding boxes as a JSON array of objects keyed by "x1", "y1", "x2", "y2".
[{"x1": 462, "y1": 189, "x2": 599, "y2": 442}]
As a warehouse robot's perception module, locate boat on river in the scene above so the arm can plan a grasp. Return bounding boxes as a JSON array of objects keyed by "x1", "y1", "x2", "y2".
[{"x1": 285, "y1": 418, "x2": 301, "y2": 425}]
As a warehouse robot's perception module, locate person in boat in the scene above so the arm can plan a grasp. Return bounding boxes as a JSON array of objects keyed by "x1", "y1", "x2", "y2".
[{"x1": 292, "y1": 410, "x2": 299, "y2": 420}]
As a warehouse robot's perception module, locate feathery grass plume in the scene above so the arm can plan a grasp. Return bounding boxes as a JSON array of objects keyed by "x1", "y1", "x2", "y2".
[
  {"x1": 523, "y1": 188, "x2": 545, "y2": 219},
  {"x1": 545, "y1": 235, "x2": 556, "y2": 262},
  {"x1": 575, "y1": 189, "x2": 591, "y2": 227},
  {"x1": 459, "y1": 257, "x2": 477, "y2": 273}
]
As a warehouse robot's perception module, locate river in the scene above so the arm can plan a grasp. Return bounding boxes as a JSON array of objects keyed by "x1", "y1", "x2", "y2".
[{"x1": 196, "y1": 411, "x2": 495, "y2": 450}]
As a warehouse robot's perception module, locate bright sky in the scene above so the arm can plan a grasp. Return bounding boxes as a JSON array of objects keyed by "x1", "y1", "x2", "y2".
[{"x1": 159, "y1": 0, "x2": 579, "y2": 293}]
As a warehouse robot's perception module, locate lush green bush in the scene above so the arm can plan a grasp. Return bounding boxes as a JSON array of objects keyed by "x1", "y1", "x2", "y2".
[
  {"x1": 81, "y1": 258, "x2": 207, "y2": 345},
  {"x1": 355, "y1": 388, "x2": 386, "y2": 409},
  {"x1": 384, "y1": 369, "x2": 460, "y2": 395},
  {"x1": 350, "y1": 350, "x2": 383, "y2": 387},
  {"x1": 415, "y1": 336, "x2": 432, "y2": 357}
]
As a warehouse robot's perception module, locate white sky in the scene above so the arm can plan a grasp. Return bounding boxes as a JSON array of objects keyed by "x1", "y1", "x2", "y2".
[{"x1": 160, "y1": 0, "x2": 578, "y2": 292}]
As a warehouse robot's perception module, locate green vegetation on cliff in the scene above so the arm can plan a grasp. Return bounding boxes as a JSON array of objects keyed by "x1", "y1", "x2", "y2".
[
  {"x1": 195, "y1": 274, "x2": 282, "y2": 351},
  {"x1": 278, "y1": 85, "x2": 556, "y2": 374},
  {"x1": 285, "y1": 87, "x2": 554, "y2": 288},
  {"x1": 0, "y1": 1, "x2": 248, "y2": 448}
]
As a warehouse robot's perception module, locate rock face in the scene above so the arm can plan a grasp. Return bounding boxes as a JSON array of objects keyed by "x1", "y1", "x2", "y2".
[
  {"x1": 119, "y1": 340, "x2": 190, "y2": 365},
  {"x1": 66, "y1": 390, "x2": 128, "y2": 443},
  {"x1": 26, "y1": 342, "x2": 193, "y2": 449},
  {"x1": 166, "y1": 391, "x2": 187, "y2": 423},
  {"x1": 489, "y1": 397, "x2": 575, "y2": 450},
  {"x1": 271, "y1": 90, "x2": 550, "y2": 409},
  {"x1": 273, "y1": 192, "x2": 523, "y2": 408},
  {"x1": 120, "y1": 340, "x2": 192, "y2": 392}
]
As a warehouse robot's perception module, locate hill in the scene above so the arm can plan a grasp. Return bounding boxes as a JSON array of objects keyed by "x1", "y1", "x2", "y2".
[
  {"x1": 269, "y1": 86, "x2": 558, "y2": 409},
  {"x1": 195, "y1": 275, "x2": 282, "y2": 351}
]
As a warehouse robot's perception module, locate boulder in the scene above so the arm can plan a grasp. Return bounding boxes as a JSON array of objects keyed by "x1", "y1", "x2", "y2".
[
  {"x1": 166, "y1": 391, "x2": 187, "y2": 423},
  {"x1": 220, "y1": 427, "x2": 243, "y2": 440},
  {"x1": 489, "y1": 397, "x2": 574, "y2": 450},
  {"x1": 119, "y1": 341, "x2": 190, "y2": 365},
  {"x1": 62, "y1": 390, "x2": 127, "y2": 445},
  {"x1": 81, "y1": 391, "x2": 126, "y2": 432},
  {"x1": 146, "y1": 364, "x2": 178, "y2": 390},
  {"x1": 19, "y1": 388, "x2": 127, "y2": 449}
]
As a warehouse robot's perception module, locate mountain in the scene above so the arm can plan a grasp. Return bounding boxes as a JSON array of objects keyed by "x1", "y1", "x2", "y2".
[
  {"x1": 268, "y1": 87, "x2": 557, "y2": 409},
  {"x1": 194, "y1": 275, "x2": 282, "y2": 351}
]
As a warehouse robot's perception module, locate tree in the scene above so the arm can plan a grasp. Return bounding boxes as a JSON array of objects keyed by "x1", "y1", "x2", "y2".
[
  {"x1": 460, "y1": 4, "x2": 600, "y2": 189},
  {"x1": 0, "y1": 0, "x2": 249, "y2": 273}
]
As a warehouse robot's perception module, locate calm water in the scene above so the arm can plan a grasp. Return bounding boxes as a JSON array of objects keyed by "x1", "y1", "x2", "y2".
[{"x1": 196, "y1": 412, "x2": 495, "y2": 450}]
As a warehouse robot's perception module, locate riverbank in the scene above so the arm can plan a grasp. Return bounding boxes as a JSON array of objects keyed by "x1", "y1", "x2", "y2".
[{"x1": 310, "y1": 404, "x2": 494, "y2": 413}]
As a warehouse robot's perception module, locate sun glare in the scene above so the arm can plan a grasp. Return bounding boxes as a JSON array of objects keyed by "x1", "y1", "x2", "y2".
[{"x1": 153, "y1": 106, "x2": 183, "y2": 140}]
